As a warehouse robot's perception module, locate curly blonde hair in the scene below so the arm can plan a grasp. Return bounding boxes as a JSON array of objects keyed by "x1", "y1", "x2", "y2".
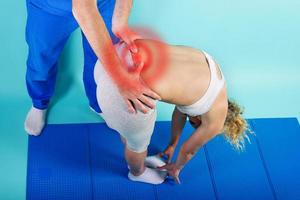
[{"x1": 223, "y1": 100, "x2": 253, "y2": 151}]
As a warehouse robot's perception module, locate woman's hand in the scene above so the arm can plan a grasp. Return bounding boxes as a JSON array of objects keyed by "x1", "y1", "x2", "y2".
[
  {"x1": 158, "y1": 145, "x2": 176, "y2": 163},
  {"x1": 158, "y1": 163, "x2": 181, "y2": 184}
]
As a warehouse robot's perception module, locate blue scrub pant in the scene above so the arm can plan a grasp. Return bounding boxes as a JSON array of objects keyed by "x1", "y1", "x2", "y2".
[{"x1": 25, "y1": 0, "x2": 119, "y2": 112}]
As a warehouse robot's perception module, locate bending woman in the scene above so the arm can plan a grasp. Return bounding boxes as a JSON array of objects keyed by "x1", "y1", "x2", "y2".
[{"x1": 94, "y1": 40, "x2": 251, "y2": 184}]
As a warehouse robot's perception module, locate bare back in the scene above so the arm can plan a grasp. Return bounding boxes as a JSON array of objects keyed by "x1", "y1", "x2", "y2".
[
  {"x1": 125, "y1": 39, "x2": 228, "y2": 135},
  {"x1": 136, "y1": 39, "x2": 212, "y2": 106}
]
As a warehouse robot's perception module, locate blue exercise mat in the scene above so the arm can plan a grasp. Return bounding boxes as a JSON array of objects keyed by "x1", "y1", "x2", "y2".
[
  {"x1": 205, "y1": 125, "x2": 275, "y2": 200},
  {"x1": 27, "y1": 118, "x2": 300, "y2": 200},
  {"x1": 250, "y1": 118, "x2": 300, "y2": 200},
  {"x1": 26, "y1": 124, "x2": 92, "y2": 200}
]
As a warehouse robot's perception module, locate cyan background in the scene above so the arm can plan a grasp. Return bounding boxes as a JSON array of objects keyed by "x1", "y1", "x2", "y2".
[{"x1": 0, "y1": 0, "x2": 299, "y2": 199}]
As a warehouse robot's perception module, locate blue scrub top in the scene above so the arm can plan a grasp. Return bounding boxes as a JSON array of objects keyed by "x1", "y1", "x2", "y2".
[{"x1": 28, "y1": 0, "x2": 104, "y2": 15}]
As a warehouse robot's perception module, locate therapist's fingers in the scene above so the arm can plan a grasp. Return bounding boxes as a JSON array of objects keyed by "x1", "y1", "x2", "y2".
[
  {"x1": 138, "y1": 95, "x2": 155, "y2": 110},
  {"x1": 132, "y1": 99, "x2": 149, "y2": 114},
  {"x1": 142, "y1": 86, "x2": 162, "y2": 101},
  {"x1": 127, "y1": 30, "x2": 141, "y2": 53},
  {"x1": 121, "y1": 31, "x2": 139, "y2": 53},
  {"x1": 125, "y1": 99, "x2": 136, "y2": 114},
  {"x1": 128, "y1": 40, "x2": 138, "y2": 54},
  {"x1": 138, "y1": 76, "x2": 161, "y2": 101},
  {"x1": 121, "y1": 35, "x2": 137, "y2": 53}
]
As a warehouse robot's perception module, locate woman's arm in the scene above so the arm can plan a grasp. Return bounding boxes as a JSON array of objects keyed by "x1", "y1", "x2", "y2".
[
  {"x1": 176, "y1": 101, "x2": 227, "y2": 169},
  {"x1": 159, "y1": 107, "x2": 187, "y2": 162},
  {"x1": 175, "y1": 124, "x2": 221, "y2": 170},
  {"x1": 170, "y1": 107, "x2": 187, "y2": 147},
  {"x1": 159, "y1": 122, "x2": 222, "y2": 183}
]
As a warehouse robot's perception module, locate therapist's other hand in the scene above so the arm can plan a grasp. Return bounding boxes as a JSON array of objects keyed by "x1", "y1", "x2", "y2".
[
  {"x1": 158, "y1": 163, "x2": 181, "y2": 184},
  {"x1": 113, "y1": 25, "x2": 140, "y2": 53},
  {"x1": 113, "y1": 26, "x2": 145, "y2": 68},
  {"x1": 118, "y1": 62, "x2": 161, "y2": 114}
]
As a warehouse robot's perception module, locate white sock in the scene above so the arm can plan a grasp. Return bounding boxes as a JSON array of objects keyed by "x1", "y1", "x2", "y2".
[
  {"x1": 127, "y1": 155, "x2": 166, "y2": 170},
  {"x1": 24, "y1": 106, "x2": 47, "y2": 136},
  {"x1": 128, "y1": 167, "x2": 167, "y2": 185},
  {"x1": 145, "y1": 155, "x2": 167, "y2": 169}
]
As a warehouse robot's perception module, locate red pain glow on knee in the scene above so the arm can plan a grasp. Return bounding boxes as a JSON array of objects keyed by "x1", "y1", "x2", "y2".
[{"x1": 102, "y1": 27, "x2": 169, "y2": 89}]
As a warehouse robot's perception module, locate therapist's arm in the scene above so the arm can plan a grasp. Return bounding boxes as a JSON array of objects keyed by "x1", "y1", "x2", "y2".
[
  {"x1": 72, "y1": 0, "x2": 161, "y2": 114},
  {"x1": 112, "y1": 0, "x2": 139, "y2": 53}
]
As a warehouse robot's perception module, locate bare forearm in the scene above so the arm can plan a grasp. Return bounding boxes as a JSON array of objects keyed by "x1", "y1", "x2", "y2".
[
  {"x1": 175, "y1": 126, "x2": 217, "y2": 170},
  {"x1": 169, "y1": 108, "x2": 186, "y2": 146},
  {"x1": 112, "y1": 0, "x2": 133, "y2": 30},
  {"x1": 175, "y1": 137, "x2": 202, "y2": 170},
  {"x1": 72, "y1": 0, "x2": 127, "y2": 85},
  {"x1": 174, "y1": 149, "x2": 193, "y2": 170},
  {"x1": 175, "y1": 141, "x2": 203, "y2": 170}
]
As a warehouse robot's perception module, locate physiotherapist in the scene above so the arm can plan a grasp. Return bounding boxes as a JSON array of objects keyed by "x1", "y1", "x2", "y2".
[{"x1": 24, "y1": 0, "x2": 161, "y2": 135}]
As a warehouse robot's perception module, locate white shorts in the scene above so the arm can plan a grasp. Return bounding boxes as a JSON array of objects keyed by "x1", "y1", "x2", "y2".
[{"x1": 94, "y1": 49, "x2": 157, "y2": 153}]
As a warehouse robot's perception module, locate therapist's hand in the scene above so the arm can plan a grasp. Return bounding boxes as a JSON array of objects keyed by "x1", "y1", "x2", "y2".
[
  {"x1": 118, "y1": 62, "x2": 161, "y2": 114},
  {"x1": 113, "y1": 26, "x2": 161, "y2": 114},
  {"x1": 112, "y1": 25, "x2": 140, "y2": 53}
]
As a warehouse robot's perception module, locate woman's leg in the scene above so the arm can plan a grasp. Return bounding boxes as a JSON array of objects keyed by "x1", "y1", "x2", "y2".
[
  {"x1": 96, "y1": 62, "x2": 166, "y2": 184},
  {"x1": 119, "y1": 135, "x2": 166, "y2": 184},
  {"x1": 120, "y1": 135, "x2": 146, "y2": 175},
  {"x1": 119, "y1": 136, "x2": 166, "y2": 184},
  {"x1": 125, "y1": 147, "x2": 147, "y2": 176}
]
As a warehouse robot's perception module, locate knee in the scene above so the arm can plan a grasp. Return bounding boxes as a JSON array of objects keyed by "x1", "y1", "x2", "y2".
[
  {"x1": 126, "y1": 133, "x2": 150, "y2": 154},
  {"x1": 126, "y1": 142, "x2": 148, "y2": 155}
]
